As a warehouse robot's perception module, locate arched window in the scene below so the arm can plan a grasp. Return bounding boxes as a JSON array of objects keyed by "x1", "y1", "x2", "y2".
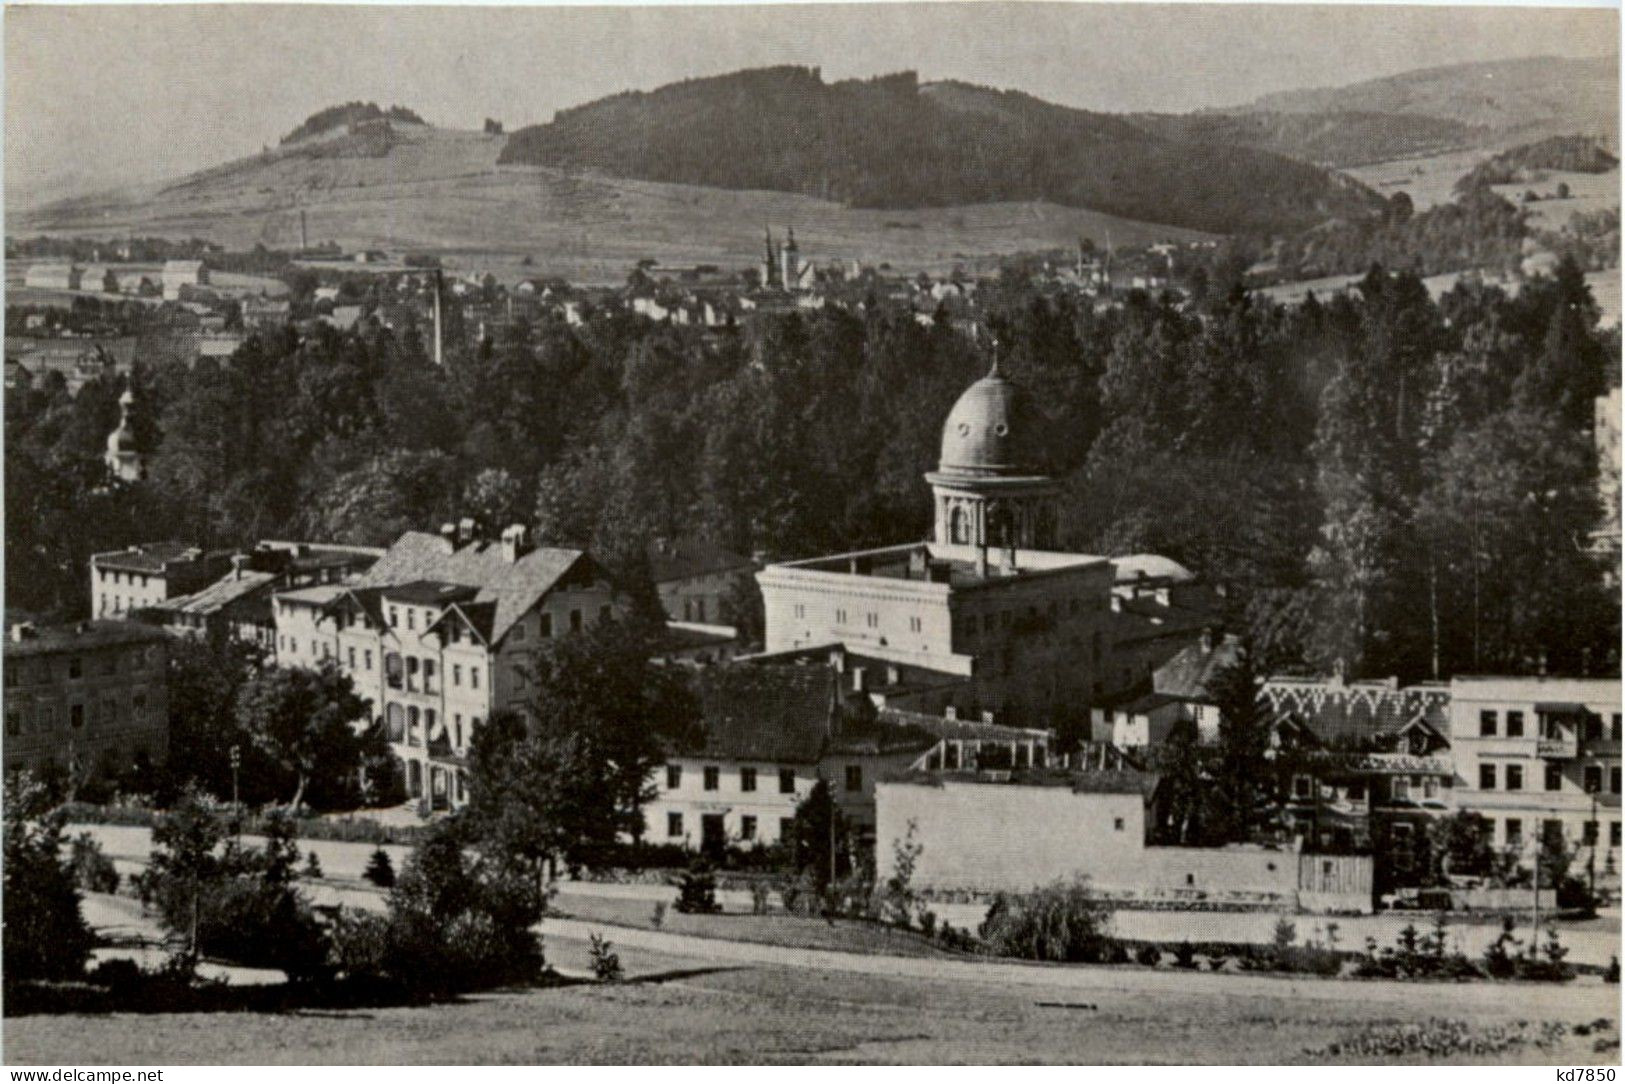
[
  {"x1": 407, "y1": 706, "x2": 420, "y2": 745},
  {"x1": 949, "y1": 505, "x2": 971, "y2": 544},
  {"x1": 987, "y1": 503, "x2": 1013, "y2": 547},
  {"x1": 407, "y1": 759, "x2": 422, "y2": 798},
  {"x1": 384, "y1": 653, "x2": 403, "y2": 690},
  {"x1": 385, "y1": 703, "x2": 405, "y2": 743}
]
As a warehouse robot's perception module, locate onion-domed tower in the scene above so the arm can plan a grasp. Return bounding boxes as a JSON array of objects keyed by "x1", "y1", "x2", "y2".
[
  {"x1": 105, "y1": 385, "x2": 145, "y2": 483},
  {"x1": 925, "y1": 352, "x2": 1058, "y2": 553}
]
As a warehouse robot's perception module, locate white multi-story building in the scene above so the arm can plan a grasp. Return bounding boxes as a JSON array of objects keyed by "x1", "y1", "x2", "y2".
[
  {"x1": 756, "y1": 359, "x2": 1132, "y2": 724},
  {"x1": 272, "y1": 522, "x2": 619, "y2": 811},
  {"x1": 91, "y1": 541, "x2": 227, "y2": 619},
  {"x1": 1449, "y1": 676, "x2": 1622, "y2": 880}
]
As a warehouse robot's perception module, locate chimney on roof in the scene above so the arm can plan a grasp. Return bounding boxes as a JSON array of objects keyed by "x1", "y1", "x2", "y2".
[
  {"x1": 500, "y1": 524, "x2": 530, "y2": 564},
  {"x1": 230, "y1": 554, "x2": 250, "y2": 581},
  {"x1": 981, "y1": 709, "x2": 995, "y2": 724},
  {"x1": 944, "y1": 705, "x2": 957, "y2": 721},
  {"x1": 1330, "y1": 657, "x2": 1347, "y2": 688},
  {"x1": 439, "y1": 522, "x2": 457, "y2": 547},
  {"x1": 458, "y1": 517, "x2": 477, "y2": 545}
]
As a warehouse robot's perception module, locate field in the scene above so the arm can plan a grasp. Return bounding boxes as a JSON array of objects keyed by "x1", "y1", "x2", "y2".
[
  {"x1": 7, "y1": 929, "x2": 1618, "y2": 1065},
  {"x1": 1340, "y1": 144, "x2": 1510, "y2": 212},
  {"x1": 8, "y1": 127, "x2": 1213, "y2": 285}
]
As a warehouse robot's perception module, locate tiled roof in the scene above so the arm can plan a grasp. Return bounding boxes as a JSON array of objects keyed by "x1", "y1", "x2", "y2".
[
  {"x1": 891, "y1": 768, "x2": 1160, "y2": 795},
  {"x1": 687, "y1": 666, "x2": 837, "y2": 763},
  {"x1": 645, "y1": 537, "x2": 754, "y2": 584},
  {"x1": 92, "y1": 541, "x2": 207, "y2": 573},
  {"x1": 5, "y1": 619, "x2": 169, "y2": 657},
  {"x1": 355, "y1": 531, "x2": 588, "y2": 643},
  {"x1": 877, "y1": 707, "x2": 1048, "y2": 743},
  {"x1": 152, "y1": 571, "x2": 277, "y2": 615},
  {"x1": 1153, "y1": 634, "x2": 1243, "y2": 701}
]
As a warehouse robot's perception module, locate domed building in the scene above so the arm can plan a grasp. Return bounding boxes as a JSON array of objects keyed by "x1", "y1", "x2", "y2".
[
  {"x1": 104, "y1": 385, "x2": 145, "y2": 483},
  {"x1": 754, "y1": 359, "x2": 1122, "y2": 723}
]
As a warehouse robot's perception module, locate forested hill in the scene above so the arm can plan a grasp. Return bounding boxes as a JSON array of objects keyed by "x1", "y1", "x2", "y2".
[
  {"x1": 281, "y1": 102, "x2": 427, "y2": 145},
  {"x1": 497, "y1": 67, "x2": 1387, "y2": 236},
  {"x1": 1128, "y1": 110, "x2": 1484, "y2": 168}
]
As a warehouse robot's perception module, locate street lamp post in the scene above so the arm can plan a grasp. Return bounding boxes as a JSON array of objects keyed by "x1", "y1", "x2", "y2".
[{"x1": 229, "y1": 744, "x2": 242, "y2": 841}]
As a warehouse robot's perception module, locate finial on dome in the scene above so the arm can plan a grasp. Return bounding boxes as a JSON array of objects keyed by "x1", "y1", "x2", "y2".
[{"x1": 988, "y1": 337, "x2": 1002, "y2": 378}]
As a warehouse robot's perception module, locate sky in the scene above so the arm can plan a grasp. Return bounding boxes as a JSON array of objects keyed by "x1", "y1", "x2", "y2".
[{"x1": 4, "y1": 2, "x2": 1618, "y2": 201}]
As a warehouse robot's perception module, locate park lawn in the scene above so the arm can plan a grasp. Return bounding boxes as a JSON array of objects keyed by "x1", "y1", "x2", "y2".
[
  {"x1": 7, "y1": 933, "x2": 1617, "y2": 1065},
  {"x1": 551, "y1": 892, "x2": 961, "y2": 959}
]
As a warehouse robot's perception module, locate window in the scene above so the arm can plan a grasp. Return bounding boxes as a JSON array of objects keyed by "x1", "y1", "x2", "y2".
[
  {"x1": 1392, "y1": 775, "x2": 1411, "y2": 801},
  {"x1": 471, "y1": 666, "x2": 480, "y2": 689},
  {"x1": 1505, "y1": 765, "x2": 1523, "y2": 791},
  {"x1": 407, "y1": 707, "x2": 420, "y2": 746},
  {"x1": 1293, "y1": 775, "x2": 1313, "y2": 799},
  {"x1": 1613, "y1": 714, "x2": 1622, "y2": 741},
  {"x1": 570, "y1": 609, "x2": 582, "y2": 632},
  {"x1": 540, "y1": 614, "x2": 552, "y2": 638},
  {"x1": 836, "y1": 609, "x2": 847, "y2": 625},
  {"x1": 845, "y1": 765, "x2": 862, "y2": 792},
  {"x1": 703, "y1": 766, "x2": 719, "y2": 791},
  {"x1": 1613, "y1": 767, "x2": 1622, "y2": 794},
  {"x1": 740, "y1": 767, "x2": 757, "y2": 792},
  {"x1": 454, "y1": 714, "x2": 463, "y2": 749},
  {"x1": 1479, "y1": 764, "x2": 1496, "y2": 790},
  {"x1": 386, "y1": 704, "x2": 405, "y2": 743},
  {"x1": 1612, "y1": 822, "x2": 1622, "y2": 848},
  {"x1": 1346, "y1": 782, "x2": 1366, "y2": 802},
  {"x1": 1585, "y1": 765, "x2": 1603, "y2": 793},
  {"x1": 865, "y1": 612, "x2": 878, "y2": 629},
  {"x1": 778, "y1": 768, "x2": 795, "y2": 794},
  {"x1": 1506, "y1": 818, "x2": 1523, "y2": 847},
  {"x1": 365, "y1": 650, "x2": 373, "y2": 671},
  {"x1": 1542, "y1": 819, "x2": 1564, "y2": 846},
  {"x1": 667, "y1": 764, "x2": 682, "y2": 789},
  {"x1": 1506, "y1": 710, "x2": 1524, "y2": 737},
  {"x1": 909, "y1": 616, "x2": 922, "y2": 633},
  {"x1": 449, "y1": 623, "x2": 461, "y2": 645},
  {"x1": 424, "y1": 659, "x2": 437, "y2": 693},
  {"x1": 667, "y1": 812, "x2": 683, "y2": 838},
  {"x1": 406, "y1": 655, "x2": 420, "y2": 691},
  {"x1": 68, "y1": 657, "x2": 82, "y2": 680},
  {"x1": 70, "y1": 704, "x2": 84, "y2": 729},
  {"x1": 1583, "y1": 820, "x2": 1599, "y2": 846},
  {"x1": 453, "y1": 664, "x2": 462, "y2": 687},
  {"x1": 425, "y1": 708, "x2": 436, "y2": 735},
  {"x1": 740, "y1": 815, "x2": 757, "y2": 841},
  {"x1": 389, "y1": 607, "x2": 399, "y2": 628},
  {"x1": 4, "y1": 710, "x2": 17, "y2": 737},
  {"x1": 780, "y1": 817, "x2": 795, "y2": 840},
  {"x1": 347, "y1": 647, "x2": 356, "y2": 669},
  {"x1": 1479, "y1": 710, "x2": 1497, "y2": 736},
  {"x1": 1586, "y1": 714, "x2": 1604, "y2": 742},
  {"x1": 793, "y1": 604, "x2": 805, "y2": 620},
  {"x1": 408, "y1": 761, "x2": 422, "y2": 798},
  {"x1": 1113, "y1": 817, "x2": 1125, "y2": 831},
  {"x1": 406, "y1": 609, "x2": 415, "y2": 631},
  {"x1": 1546, "y1": 764, "x2": 1563, "y2": 791}
]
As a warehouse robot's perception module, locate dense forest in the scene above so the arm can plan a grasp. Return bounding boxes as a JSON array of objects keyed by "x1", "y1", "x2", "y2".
[
  {"x1": 498, "y1": 67, "x2": 1387, "y2": 236},
  {"x1": 6, "y1": 258, "x2": 1617, "y2": 688},
  {"x1": 280, "y1": 102, "x2": 426, "y2": 145}
]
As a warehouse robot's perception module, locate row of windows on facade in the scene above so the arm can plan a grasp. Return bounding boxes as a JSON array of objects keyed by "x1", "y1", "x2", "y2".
[
  {"x1": 789, "y1": 598, "x2": 1094, "y2": 636},
  {"x1": 1476, "y1": 762, "x2": 1622, "y2": 794},
  {"x1": 402, "y1": 759, "x2": 466, "y2": 803},
  {"x1": 4, "y1": 648, "x2": 162, "y2": 686},
  {"x1": 664, "y1": 764, "x2": 863, "y2": 793},
  {"x1": 667, "y1": 811, "x2": 790, "y2": 840},
  {"x1": 1291, "y1": 774, "x2": 1443, "y2": 803},
  {"x1": 278, "y1": 637, "x2": 485, "y2": 693},
  {"x1": 5, "y1": 692, "x2": 157, "y2": 736},
  {"x1": 383, "y1": 703, "x2": 481, "y2": 750},
  {"x1": 97, "y1": 569, "x2": 155, "y2": 587},
  {"x1": 1498, "y1": 816, "x2": 1622, "y2": 848},
  {"x1": 98, "y1": 596, "x2": 149, "y2": 615},
  {"x1": 371, "y1": 602, "x2": 608, "y2": 638},
  {"x1": 1477, "y1": 709, "x2": 1623, "y2": 740}
]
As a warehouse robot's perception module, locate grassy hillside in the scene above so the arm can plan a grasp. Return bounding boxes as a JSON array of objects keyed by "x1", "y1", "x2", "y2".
[
  {"x1": 1239, "y1": 55, "x2": 1618, "y2": 144},
  {"x1": 1129, "y1": 110, "x2": 1485, "y2": 168},
  {"x1": 8, "y1": 125, "x2": 1213, "y2": 283},
  {"x1": 499, "y1": 67, "x2": 1386, "y2": 235}
]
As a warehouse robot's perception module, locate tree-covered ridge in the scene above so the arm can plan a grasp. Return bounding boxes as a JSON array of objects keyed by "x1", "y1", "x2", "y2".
[
  {"x1": 280, "y1": 102, "x2": 426, "y2": 145},
  {"x1": 498, "y1": 66, "x2": 1387, "y2": 236},
  {"x1": 1456, "y1": 136, "x2": 1621, "y2": 194},
  {"x1": 7, "y1": 256, "x2": 1616, "y2": 697},
  {"x1": 1131, "y1": 110, "x2": 1483, "y2": 169}
]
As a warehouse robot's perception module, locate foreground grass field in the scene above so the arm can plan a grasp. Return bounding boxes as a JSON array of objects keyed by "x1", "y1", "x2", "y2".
[{"x1": 6, "y1": 932, "x2": 1618, "y2": 1065}]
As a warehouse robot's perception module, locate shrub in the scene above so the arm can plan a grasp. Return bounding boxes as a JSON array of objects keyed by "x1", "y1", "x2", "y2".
[
  {"x1": 1482, "y1": 916, "x2": 1521, "y2": 979},
  {"x1": 1172, "y1": 941, "x2": 1199, "y2": 969},
  {"x1": 589, "y1": 934, "x2": 623, "y2": 982},
  {"x1": 304, "y1": 850, "x2": 324, "y2": 880},
  {"x1": 1205, "y1": 951, "x2": 1230, "y2": 972},
  {"x1": 69, "y1": 832, "x2": 120, "y2": 894},
  {"x1": 977, "y1": 880, "x2": 1114, "y2": 963},
  {"x1": 915, "y1": 907, "x2": 937, "y2": 938},
  {"x1": 4, "y1": 776, "x2": 97, "y2": 982},
  {"x1": 1271, "y1": 916, "x2": 1296, "y2": 950},
  {"x1": 650, "y1": 901, "x2": 667, "y2": 929},
  {"x1": 674, "y1": 859, "x2": 720, "y2": 915},
  {"x1": 363, "y1": 847, "x2": 396, "y2": 888},
  {"x1": 1605, "y1": 956, "x2": 1619, "y2": 984},
  {"x1": 1135, "y1": 943, "x2": 1162, "y2": 967}
]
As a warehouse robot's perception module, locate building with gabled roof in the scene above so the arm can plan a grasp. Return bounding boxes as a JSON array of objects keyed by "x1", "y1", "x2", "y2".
[
  {"x1": 645, "y1": 536, "x2": 755, "y2": 627},
  {"x1": 273, "y1": 521, "x2": 621, "y2": 813}
]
